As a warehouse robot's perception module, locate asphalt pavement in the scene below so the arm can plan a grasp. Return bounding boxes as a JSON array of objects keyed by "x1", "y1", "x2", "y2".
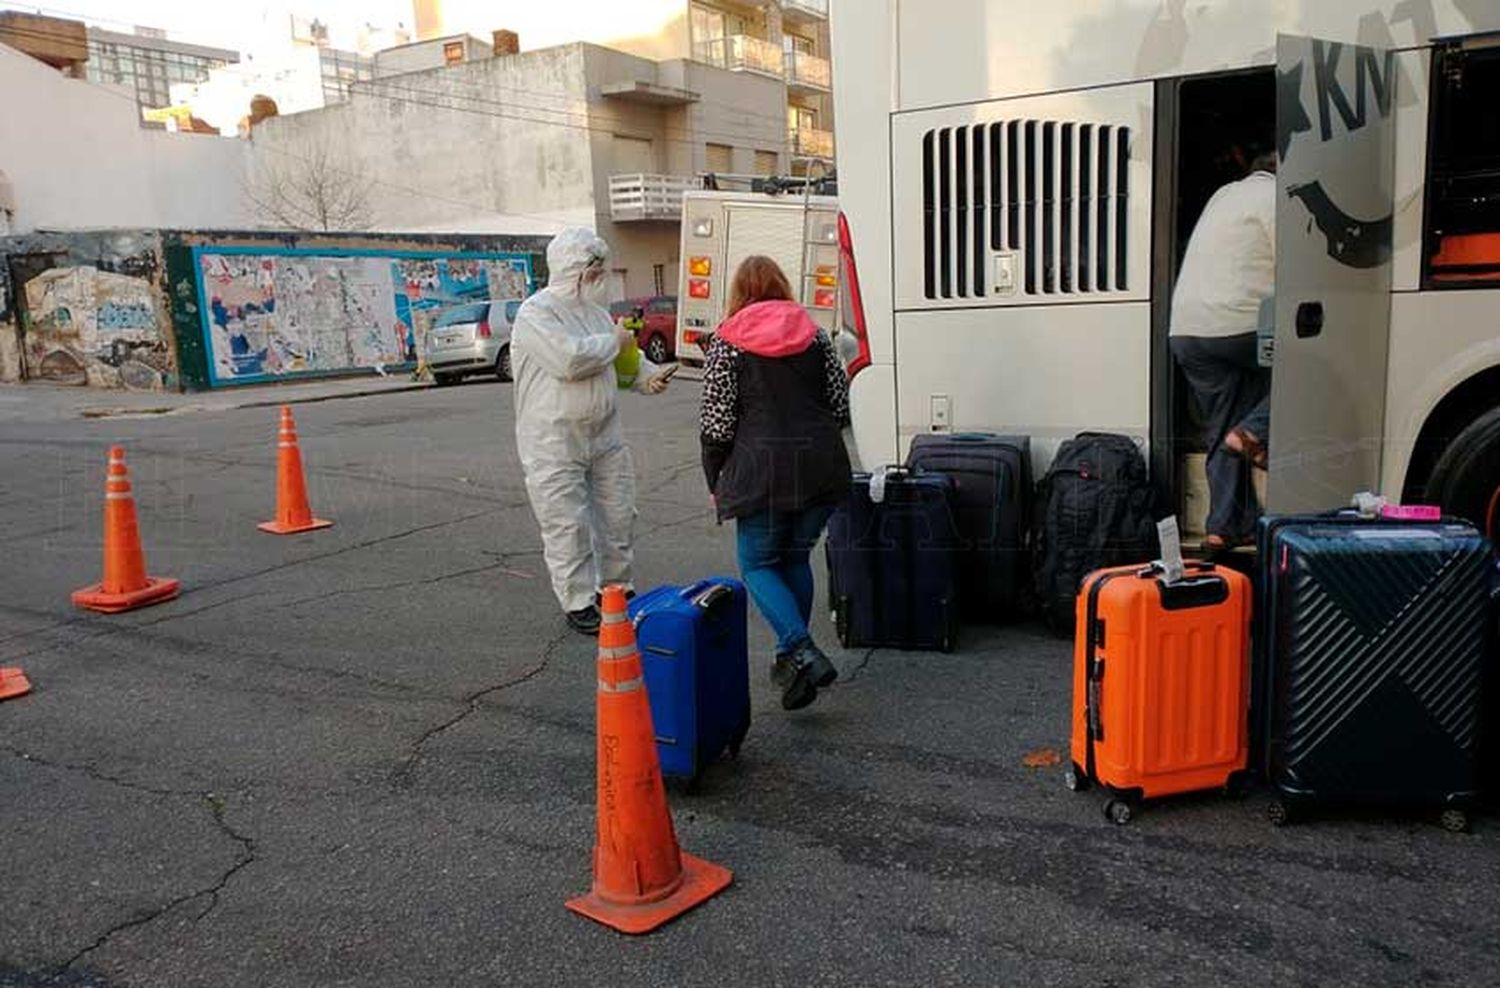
[{"x1": 1, "y1": 377, "x2": 1496, "y2": 987}]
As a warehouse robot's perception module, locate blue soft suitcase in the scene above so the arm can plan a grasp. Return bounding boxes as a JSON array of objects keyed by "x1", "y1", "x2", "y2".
[
  {"x1": 825, "y1": 467, "x2": 960, "y2": 652},
  {"x1": 628, "y1": 579, "x2": 751, "y2": 783}
]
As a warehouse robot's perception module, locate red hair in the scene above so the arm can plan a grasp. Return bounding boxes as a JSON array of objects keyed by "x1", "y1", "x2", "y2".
[{"x1": 725, "y1": 255, "x2": 794, "y2": 318}]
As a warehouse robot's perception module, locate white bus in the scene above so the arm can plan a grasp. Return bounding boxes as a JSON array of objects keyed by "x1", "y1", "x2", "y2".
[
  {"x1": 675, "y1": 189, "x2": 841, "y2": 364},
  {"x1": 829, "y1": 0, "x2": 1500, "y2": 536}
]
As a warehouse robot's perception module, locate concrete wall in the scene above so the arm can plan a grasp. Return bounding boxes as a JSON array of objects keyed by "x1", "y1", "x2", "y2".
[
  {"x1": 373, "y1": 35, "x2": 493, "y2": 78},
  {"x1": 0, "y1": 43, "x2": 254, "y2": 234},
  {"x1": 248, "y1": 44, "x2": 597, "y2": 239}
]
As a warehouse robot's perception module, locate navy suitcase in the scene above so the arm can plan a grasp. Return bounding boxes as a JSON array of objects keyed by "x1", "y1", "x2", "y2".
[
  {"x1": 907, "y1": 433, "x2": 1032, "y2": 620},
  {"x1": 1256, "y1": 514, "x2": 1495, "y2": 831},
  {"x1": 826, "y1": 468, "x2": 960, "y2": 652},
  {"x1": 628, "y1": 579, "x2": 751, "y2": 783}
]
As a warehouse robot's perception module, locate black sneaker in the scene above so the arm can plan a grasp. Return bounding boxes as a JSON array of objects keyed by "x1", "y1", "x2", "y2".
[
  {"x1": 771, "y1": 653, "x2": 817, "y2": 711},
  {"x1": 566, "y1": 605, "x2": 602, "y2": 636},
  {"x1": 798, "y1": 643, "x2": 839, "y2": 688}
]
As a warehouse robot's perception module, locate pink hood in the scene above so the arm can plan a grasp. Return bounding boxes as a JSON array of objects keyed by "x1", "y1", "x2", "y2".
[{"x1": 716, "y1": 300, "x2": 818, "y2": 358}]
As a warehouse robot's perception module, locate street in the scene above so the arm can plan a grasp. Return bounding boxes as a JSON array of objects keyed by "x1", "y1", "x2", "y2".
[{"x1": 1, "y1": 379, "x2": 1497, "y2": 988}]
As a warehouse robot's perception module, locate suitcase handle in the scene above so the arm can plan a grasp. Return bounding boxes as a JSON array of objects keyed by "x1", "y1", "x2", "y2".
[
  {"x1": 685, "y1": 581, "x2": 735, "y2": 610},
  {"x1": 1136, "y1": 559, "x2": 1216, "y2": 578}
]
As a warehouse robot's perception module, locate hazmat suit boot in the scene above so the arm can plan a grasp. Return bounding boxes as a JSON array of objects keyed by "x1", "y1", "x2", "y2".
[
  {"x1": 510, "y1": 228, "x2": 659, "y2": 629},
  {"x1": 566, "y1": 605, "x2": 602, "y2": 636}
]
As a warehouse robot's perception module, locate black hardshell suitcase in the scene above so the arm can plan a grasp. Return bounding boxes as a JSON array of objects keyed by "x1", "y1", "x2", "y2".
[
  {"x1": 1256, "y1": 513, "x2": 1495, "y2": 831},
  {"x1": 826, "y1": 468, "x2": 960, "y2": 652},
  {"x1": 907, "y1": 433, "x2": 1032, "y2": 620}
]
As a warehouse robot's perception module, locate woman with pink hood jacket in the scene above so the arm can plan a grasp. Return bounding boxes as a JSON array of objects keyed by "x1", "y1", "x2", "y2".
[{"x1": 700, "y1": 256, "x2": 852, "y2": 711}]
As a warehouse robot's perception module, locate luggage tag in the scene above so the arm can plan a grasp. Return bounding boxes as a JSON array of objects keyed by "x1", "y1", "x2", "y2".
[
  {"x1": 1156, "y1": 516, "x2": 1186, "y2": 585},
  {"x1": 869, "y1": 465, "x2": 893, "y2": 505}
]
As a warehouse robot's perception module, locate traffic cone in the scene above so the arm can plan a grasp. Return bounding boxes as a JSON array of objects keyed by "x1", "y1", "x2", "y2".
[
  {"x1": 72, "y1": 446, "x2": 181, "y2": 614},
  {"x1": 566, "y1": 585, "x2": 732, "y2": 934},
  {"x1": 258, "y1": 406, "x2": 332, "y2": 535},
  {"x1": 0, "y1": 667, "x2": 31, "y2": 702}
]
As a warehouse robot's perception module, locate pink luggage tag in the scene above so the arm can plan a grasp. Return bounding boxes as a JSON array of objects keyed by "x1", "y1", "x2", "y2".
[{"x1": 1380, "y1": 504, "x2": 1441, "y2": 521}]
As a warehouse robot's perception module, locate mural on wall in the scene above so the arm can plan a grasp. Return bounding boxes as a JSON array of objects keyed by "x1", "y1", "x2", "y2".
[
  {"x1": 197, "y1": 248, "x2": 534, "y2": 385},
  {"x1": 22, "y1": 266, "x2": 172, "y2": 390}
]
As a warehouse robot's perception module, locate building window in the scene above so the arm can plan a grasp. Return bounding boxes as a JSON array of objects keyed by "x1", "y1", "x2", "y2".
[
  {"x1": 706, "y1": 142, "x2": 734, "y2": 174},
  {"x1": 443, "y1": 40, "x2": 465, "y2": 65},
  {"x1": 755, "y1": 150, "x2": 778, "y2": 176},
  {"x1": 691, "y1": 3, "x2": 749, "y2": 67},
  {"x1": 653, "y1": 264, "x2": 666, "y2": 296}
]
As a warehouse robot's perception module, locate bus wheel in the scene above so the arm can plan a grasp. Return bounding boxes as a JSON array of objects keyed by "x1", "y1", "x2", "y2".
[{"x1": 1427, "y1": 406, "x2": 1500, "y2": 537}]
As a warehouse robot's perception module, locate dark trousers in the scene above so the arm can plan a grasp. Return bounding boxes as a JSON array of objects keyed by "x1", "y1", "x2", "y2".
[{"x1": 1171, "y1": 332, "x2": 1271, "y2": 540}]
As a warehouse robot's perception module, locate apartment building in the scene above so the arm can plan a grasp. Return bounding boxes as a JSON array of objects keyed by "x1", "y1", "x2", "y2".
[
  {"x1": 414, "y1": 0, "x2": 836, "y2": 172},
  {"x1": 85, "y1": 27, "x2": 237, "y2": 113}
]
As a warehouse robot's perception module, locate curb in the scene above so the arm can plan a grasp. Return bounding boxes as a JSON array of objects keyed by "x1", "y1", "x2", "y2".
[{"x1": 228, "y1": 381, "x2": 434, "y2": 410}]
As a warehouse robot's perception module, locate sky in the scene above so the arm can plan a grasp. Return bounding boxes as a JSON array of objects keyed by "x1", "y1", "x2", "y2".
[
  {"x1": 0, "y1": 1, "x2": 666, "y2": 55},
  {"x1": 0, "y1": 0, "x2": 415, "y2": 52}
]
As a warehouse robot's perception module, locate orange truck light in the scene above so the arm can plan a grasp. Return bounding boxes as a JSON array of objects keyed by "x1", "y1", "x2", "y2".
[
  {"x1": 815, "y1": 264, "x2": 837, "y2": 288},
  {"x1": 688, "y1": 279, "x2": 711, "y2": 299},
  {"x1": 683, "y1": 331, "x2": 701, "y2": 345},
  {"x1": 688, "y1": 256, "x2": 712, "y2": 277}
]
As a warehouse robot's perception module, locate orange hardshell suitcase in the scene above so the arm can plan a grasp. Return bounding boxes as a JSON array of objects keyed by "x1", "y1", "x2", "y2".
[{"x1": 1065, "y1": 560, "x2": 1252, "y2": 824}]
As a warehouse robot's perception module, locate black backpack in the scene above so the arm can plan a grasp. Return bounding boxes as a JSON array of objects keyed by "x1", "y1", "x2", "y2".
[{"x1": 1033, "y1": 432, "x2": 1159, "y2": 634}]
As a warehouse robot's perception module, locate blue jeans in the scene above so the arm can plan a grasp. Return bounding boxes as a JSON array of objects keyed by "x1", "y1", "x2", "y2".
[{"x1": 735, "y1": 505, "x2": 835, "y2": 656}]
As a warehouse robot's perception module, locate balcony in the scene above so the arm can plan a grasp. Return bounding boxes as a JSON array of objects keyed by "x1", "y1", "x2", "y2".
[
  {"x1": 781, "y1": 0, "x2": 828, "y2": 23},
  {"x1": 609, "y1": 173, "x2": 696, "y2": 221},
  {"x1": 785, "y1": 49, "x2": 830, "y2": 93},
  {"x1": 789, "y1": 125, "x2": 835, "y2": 160},
  {"x1": 693, "y1": 34, "x2": 784, "y2": 79}
]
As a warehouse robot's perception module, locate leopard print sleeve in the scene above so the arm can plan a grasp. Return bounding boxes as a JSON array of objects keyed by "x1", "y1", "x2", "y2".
[
  {"x1": 699, "y1": 338, "x2": 739, "y2": 493},
  {"x1": 817, "y1": 331, "x2": 851, "y2": 427},
  {"x1": 699, "y1": 339, "x2": 739, "y2": 444}
]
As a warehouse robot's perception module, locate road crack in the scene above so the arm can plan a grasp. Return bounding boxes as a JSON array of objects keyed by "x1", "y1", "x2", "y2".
[
  {"x1": 838, "y1": 648, "x2": 879, "y2": 685},
  {"x1": 392, "y1": 628, "x2": 572, "y2": 784},
  {"x1": 1, "y1": 751, "x2": 259, "y2": 974}
]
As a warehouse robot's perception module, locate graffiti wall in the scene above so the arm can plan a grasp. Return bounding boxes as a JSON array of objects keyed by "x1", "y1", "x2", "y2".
[
  {"x1": 196, "y1": 248, "x2": 534, "y2": 385},
  {"x1": 23, "y1": 265, "x2": 173, "y2": 390}
]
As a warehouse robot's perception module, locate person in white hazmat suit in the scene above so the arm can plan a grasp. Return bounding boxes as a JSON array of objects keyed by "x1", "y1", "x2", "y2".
[{"x1": 511, "y1": 228, "x2": 673, "y2": 635}]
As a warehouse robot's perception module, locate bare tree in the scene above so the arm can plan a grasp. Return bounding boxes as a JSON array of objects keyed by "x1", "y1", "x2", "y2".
[{"x1": 244, "y1": 136, "x2": 376, "y2": 232}]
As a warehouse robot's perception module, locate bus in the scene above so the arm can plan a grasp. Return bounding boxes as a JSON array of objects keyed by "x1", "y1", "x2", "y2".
[
  {"x1": 829, "y1": 0, "x2": 1500, "y2": 538},
  {"x1": 675, "y1": 189, "x2": 841, "y2": 364}
]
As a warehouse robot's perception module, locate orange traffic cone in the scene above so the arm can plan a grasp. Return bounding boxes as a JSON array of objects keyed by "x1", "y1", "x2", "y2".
[
  {"x1": 566, "y1": 585, "x2": 732, "y2": 934},
  {"x1": 258, "y1": 406, "x2": 332, "y2": 535},
  {"x1": 0, "y1": 667, "x2": 31, "y2": 701},
  {"x1": 72, "y1": 447, "x2": 181, "y2": 614}
]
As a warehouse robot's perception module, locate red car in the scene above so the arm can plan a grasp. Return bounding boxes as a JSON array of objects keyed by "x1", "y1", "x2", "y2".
[{"x1": 609, "y1": 295, "x2": 677, "y2": 364}]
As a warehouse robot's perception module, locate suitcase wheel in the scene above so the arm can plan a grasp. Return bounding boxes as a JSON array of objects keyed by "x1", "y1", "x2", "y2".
[
  {"x1": 1103, "y1": 798, "x2": 1134, "y2": 826},
  {"x1": 1440, "y1": 808, "x2": 1470, "y2": 834},
  {"x1": 1266, "y1": 799, "x2": 1294, "y2": 827},
  {"x1": 1063, "y1": 763, "x2": 1089, "y2": 793},
  {"x1": 1222, "y1": 771, "x2": 1250, "y2": 800}
]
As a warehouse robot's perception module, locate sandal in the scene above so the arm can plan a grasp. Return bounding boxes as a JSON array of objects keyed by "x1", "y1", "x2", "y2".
[
  {"x1": 1202, "y1": 533, "x2": 1248, "y2": 556},
  {"x1": 1225, "y1": 428, "x2": 1268, "y2": 470}
]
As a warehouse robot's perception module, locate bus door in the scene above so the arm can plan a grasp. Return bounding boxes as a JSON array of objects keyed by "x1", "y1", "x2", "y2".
[{"x1": 1266, "y1": 33, "x2": 1396, "y2": 512}]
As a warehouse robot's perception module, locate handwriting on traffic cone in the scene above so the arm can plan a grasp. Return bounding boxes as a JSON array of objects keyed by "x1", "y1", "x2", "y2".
[
  {"x1": 566, "y1": 585, "x2": 732, "y2": 934},
  {"x1": 72, "y1": 447, "x2": 181, "y2": 614},
  {"x1": 258, "y1": 406, "x2": 332, "y2": 535},
  {"x1": 0, "y1": 667, "x2": 31, "y2": 702}
]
